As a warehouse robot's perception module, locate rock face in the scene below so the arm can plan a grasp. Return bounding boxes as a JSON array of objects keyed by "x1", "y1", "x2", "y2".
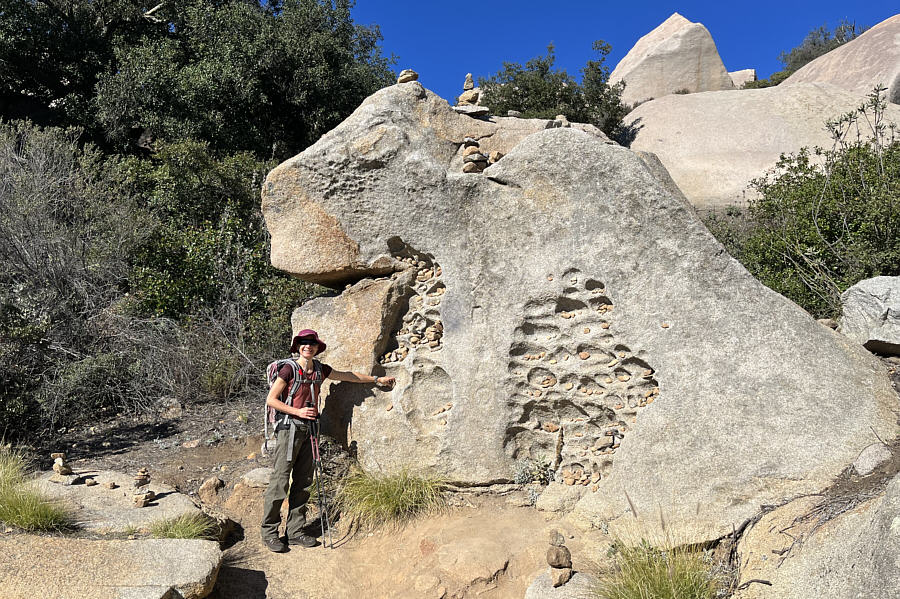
[
  {"x1": 262, "y1": 81, "x2": 897, "y2": 541},
  {"x1": 610, "y1": 13, "x2": 734, "y2": 107},
  {"x1": 729, "y1": 68, "x2": 756, "y2": 88},
  {"x1": 0, "y1": 536, "x2": 221, "y2": 599},
  {"x1": 839, "y1": 276, "x2": 900, "y2": 355},
  {"x1": 626, "y1": 82, "x2": 900, "y2": 208},
  {"x1": 783, "y1": 14, "x2": 900, "y2": 104},
  {"x1": 735, "y1": 473, "x2": 900, "y2": 599}
]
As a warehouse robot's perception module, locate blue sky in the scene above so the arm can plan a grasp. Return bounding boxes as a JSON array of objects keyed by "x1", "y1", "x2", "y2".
[{"x1": 351, "y1": 2, "x2": 898, "y2": 102}]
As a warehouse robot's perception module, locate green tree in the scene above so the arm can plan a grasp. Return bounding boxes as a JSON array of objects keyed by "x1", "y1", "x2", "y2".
[
  {"x1": 1, "y1": 1, "x2": 394, "y2": 159},
  {"x1": 479, "y1": 41, "x2": 627, "y2": 139}
]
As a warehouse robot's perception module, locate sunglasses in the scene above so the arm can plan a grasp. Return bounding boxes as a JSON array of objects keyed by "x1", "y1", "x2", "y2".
[{"x1": 296, "y1": 338, "x2": 319, "y2": 346}]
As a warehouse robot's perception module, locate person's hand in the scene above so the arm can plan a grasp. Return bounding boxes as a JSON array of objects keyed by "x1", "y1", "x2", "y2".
[
  {"x1": 376, "y1": 376, "x2": 396, "y2": 390},
  {"x1": 298, "y1": 406, "x2": 318, "y2": 420}
]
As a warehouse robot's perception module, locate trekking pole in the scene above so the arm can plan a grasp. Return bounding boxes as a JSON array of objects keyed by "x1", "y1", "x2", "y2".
[{"x1": 306, "y1": 383, "x2": 334, "y2": 549}]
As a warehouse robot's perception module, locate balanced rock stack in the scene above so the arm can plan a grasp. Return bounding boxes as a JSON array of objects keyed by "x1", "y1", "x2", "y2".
[
  {"x1": 396, "y1": 69, "x2": 418, "y2": 84},
  {"x1": 381, "y1": 255, "x2": 445, "y2": 364},
  {"x1": 51, "y1": 452, "x2": 72, "y2": 476},
  {"x1": 49, "y1": 451, "x2": 81, "y2": 485},
  {"x1": 132, "y1": 467, "x2": 154, "y2": 507},
  {"x1": 462, "y1": 137, "x2": 489, "y2": 174},
  {"x1": 453, "y1": 73, "x2": 489, "y2": 117},
  {"x1": 546, "y1": 530, "x2": 574, "y2": 587}
]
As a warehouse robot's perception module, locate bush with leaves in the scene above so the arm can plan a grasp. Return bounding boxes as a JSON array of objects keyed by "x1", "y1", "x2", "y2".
[
  {"x1": 479, "y1": 42, "x2": 628, "y2": 139},
  {"x1": 706, "y1": 88, "x2": 900, "y2": 317}
]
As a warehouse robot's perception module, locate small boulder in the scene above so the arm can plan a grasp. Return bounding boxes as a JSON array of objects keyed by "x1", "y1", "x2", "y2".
[
  {"x1": 198, "y1": 477, "x2": 225, "y2": 504},
  {"x1": 853, "y1": 442, "x2": 892, "y2": 476},
  {"x1": 840, "y1": 276, "x2": 900, "y2": 355},
  {"x1": 458, "y1": 89, "x2": 479, "y2": 105},
  {"x1": 551, "y1": 567, "x2": 573, "y2": 587},
  {"x1": 240, "y1": 467, "x2": 273, "y2": 489},
  {"x1": 547, "y1": 545, "x2": 572, "y2": 568},
  {"x1": 463, "y1": 73, "x2": 474, "y2": 91}
]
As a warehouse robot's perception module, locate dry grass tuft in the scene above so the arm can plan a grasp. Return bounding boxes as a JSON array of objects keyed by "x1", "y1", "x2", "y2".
[
  {"x1": 0, "y1": 446, "x2": 72, "y2": 531},
  {"x1": 334, "y1": 467, "x2": 446, "y2": 531}
]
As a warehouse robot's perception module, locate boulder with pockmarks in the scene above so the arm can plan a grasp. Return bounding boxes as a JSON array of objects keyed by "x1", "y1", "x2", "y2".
[{"x1": 262, "y1": 81, "x2": 897, "y2": 542}]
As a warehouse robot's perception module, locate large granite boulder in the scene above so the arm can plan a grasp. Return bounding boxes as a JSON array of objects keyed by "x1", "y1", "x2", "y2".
[
  {"x1": 0, "y1": 536, "x2": 221, "y2": 599},
  {"x1": 610, "y1": 13, "x2": 734, "y2": 108},
  {"x1": 783, "y1": 14, "x2": 900, "y2": 104},
  {"x1": 734, "y1": 473, "x2": 900, "y2": 599},
  {"x1": 839, "y1": 276, "x2": 900, "y2": 355},
  {"x1": 626, "y1": 82, "x2": 900, "y2": 208},
  {"x1": 262, "y1": 81, "x2": 897, "y2": 541}
]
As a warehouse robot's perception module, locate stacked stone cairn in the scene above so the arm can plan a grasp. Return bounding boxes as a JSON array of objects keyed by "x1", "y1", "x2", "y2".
[
  {"x1": 453, "y1": 73, "x2": 490, "y2": 117},
  {"x1": 547, "y1": 530, "x2": 574, "y2": 587},
  {"x1": 49, "y1": 452, "x2": 80, "y2": 485},
  {"x1": 132, "y1": 467, "x2": 154, "y2": 507},
  {"x1": 462, "y1": 137, "x2": 488, "y2": 174},
  {"x1": 396, "y1": 69, "x2": 418, "y2": 84},
  {"x1": 380, "y1": 255, "x2": 445, "y2": 365}
]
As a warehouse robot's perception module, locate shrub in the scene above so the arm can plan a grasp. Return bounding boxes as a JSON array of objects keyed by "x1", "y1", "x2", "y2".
[
  {"x1": 335, "y1": 468, "x2": 446, "y2": 530},
  {"x1": 513, "y1": 455, "x2": 555, "y2": 485},
  {"x1": 0, "y1": 446, "x2": 71, "y2": 531},
  {"x1": 706, "y1": 88, "x2": 900, "y2": 317},
  {"x1": 149, "y1": 512, "x2": 218, "y2": 539},
  {"x1": 595, "y1": 540, "x2": 721, "y2": 599}
]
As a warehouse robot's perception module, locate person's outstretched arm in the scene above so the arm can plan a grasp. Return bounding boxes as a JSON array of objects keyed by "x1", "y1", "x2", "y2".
[{"x1": 328, "y1": 369, "x2": 396, "y2": 389}]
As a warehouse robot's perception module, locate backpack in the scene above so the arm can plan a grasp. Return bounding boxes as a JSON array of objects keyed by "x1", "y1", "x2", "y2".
[{"x1": 261, "y1": 358, "x2": 324, "y2": 456}]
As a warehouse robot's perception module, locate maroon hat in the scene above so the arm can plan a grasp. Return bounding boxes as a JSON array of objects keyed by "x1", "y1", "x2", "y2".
[{"x1": 290, "y1": 329, "x2": 327, "y2": 355}]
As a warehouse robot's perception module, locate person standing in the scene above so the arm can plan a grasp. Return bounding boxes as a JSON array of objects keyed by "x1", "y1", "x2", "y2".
[{"x1": 261, "y1": 328, "x2": 395, "y2": 552}]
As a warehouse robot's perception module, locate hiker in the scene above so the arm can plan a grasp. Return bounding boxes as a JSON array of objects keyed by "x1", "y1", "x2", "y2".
[{"x1": 261, "y1": 328, "x2": 395, "y2": 552}]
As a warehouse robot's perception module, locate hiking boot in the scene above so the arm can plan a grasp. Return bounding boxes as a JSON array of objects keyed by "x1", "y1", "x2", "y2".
[
  {"x1": 287, "y1": 533, "x2": 319, "y2": 547},
  {"x1": 264, "y1": 537, "x2": 288, "y2": 553}
]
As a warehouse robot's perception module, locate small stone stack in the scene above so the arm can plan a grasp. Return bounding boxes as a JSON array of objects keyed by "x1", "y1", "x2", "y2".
[
  {"x1": 132, "y1": 467, "x2": 154, "y2": 507},
  {"x1": 453, "y1": 73, "x2": 490, "y2": 117},
  {"x1": 547, "y1": 530, "x2": 574, "y2": 587},
  {"x1": 462, "y1": 137, "x2": 488, "y2": 174},
  {"x1": 49, "y1": 452, "x2": 80, "y2": 485},
  {"x1": 51, "y1": 452, "x2": 72, "y2": 476},
  {"x1": 397, "y1": 69, "x2": 418, "y2": 84}
]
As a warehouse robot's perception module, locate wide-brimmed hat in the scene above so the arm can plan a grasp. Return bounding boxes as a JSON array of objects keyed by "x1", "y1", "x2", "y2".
[{"x1": 290, "y1": 329, "x2": 327, "y2": 355}]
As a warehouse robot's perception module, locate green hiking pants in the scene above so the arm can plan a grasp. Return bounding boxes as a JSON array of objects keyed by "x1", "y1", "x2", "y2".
[{"x1": 261, "y1": 423, "x2": 314, "y2": 541}]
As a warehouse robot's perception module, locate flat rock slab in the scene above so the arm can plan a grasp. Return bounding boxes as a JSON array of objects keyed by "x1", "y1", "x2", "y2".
[
  {"x1": 735, "y1": 472, "x2": 900, "y2": 599},
  {"x1": 0, "y1": 536, "x2": 221, "y2": 599},
  {"x1": 524, "y1": 571, "x2": 597, "y2": 599},
  {"x1": 239, "y1": 467, "x2": 273, "y2": 489},
  {"x1": 34, "y1": 470, "x2": 200, "y2": 533}
]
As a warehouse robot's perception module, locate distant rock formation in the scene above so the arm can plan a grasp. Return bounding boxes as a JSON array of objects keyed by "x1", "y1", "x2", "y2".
[
  {"x1": 783, "y1": 13, "x2": 900, "y2": 104},
  {"x1": 728, "y1": 68, "x2": 756, "y2": 88},
  {"x1": 610, "y1": 13, "x2": 734, "y2": 107},
  {"x1": 263, "y1": 81, "x2": 897, "y2": 542},
  {"x1": 626, "y1": 82, "x2": 900, "y2": 208}
]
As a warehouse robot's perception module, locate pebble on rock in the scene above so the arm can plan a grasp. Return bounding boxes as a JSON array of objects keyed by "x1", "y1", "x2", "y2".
[{"x1": 397, "y1": 69, "x2": 419, "y2": 83}]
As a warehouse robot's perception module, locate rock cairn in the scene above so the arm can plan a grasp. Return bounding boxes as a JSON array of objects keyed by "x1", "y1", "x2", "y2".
[
  {"x1": 49, "y1": 452, "x2": 80, "y2": 485},
  {"x1": 380, "y1": 253, "x2": 445, "y2": 365},
  {"x1": 132, "y1": 467, "x2": 154, "y2": 507},
  {"x1": 51, "y1": 452, "x2": 72, "y2": 476},
  {"x1": 462, "y1": 137, "x2": 488, "y2": 174},
  {"x1": 547, "y1": 530, "x2": 574, "y2": 587},
  {"x1": 453, "y1": 73, "x2": 489, "y2": 117},
  {"x1": 397, "y1": 69, "x2": 418, "y2": 84}
]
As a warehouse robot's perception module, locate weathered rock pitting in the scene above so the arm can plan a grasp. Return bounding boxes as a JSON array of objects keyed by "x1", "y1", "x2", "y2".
[{"x1": 263, "y1": 81, "x2": 898, "y2": 541}]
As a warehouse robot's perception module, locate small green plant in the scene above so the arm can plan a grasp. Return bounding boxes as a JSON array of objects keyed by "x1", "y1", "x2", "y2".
[
  {"x1": 595, "y1": 539, "x2": 721, "y2": 599},
  {"x1": 513, "y1": 455, "x2": 555, "y2": 485},
  {"x1": 149, "y1": 512, "x2": 218, "y2": 540},
  {"x1": 0, "y1": 446, "x2": 71, "y2": 531},
  {"x1": 334, "y1": 468, "x2": 446, "y2": 530}
]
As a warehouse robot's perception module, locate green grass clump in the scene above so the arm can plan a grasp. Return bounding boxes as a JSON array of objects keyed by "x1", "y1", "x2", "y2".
[
  {"x1": 149, "y1": 512, "x2": 218, "y2": 540},
  {"x1": 0, "y1": 446, "x2": 72, "y2": 531},
  {"x1": 595, "y1": 540, "x2": 721, "y2": 599},
  {"x1": 335, "y1": 468, "x2": 446, "y2": 530}
]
